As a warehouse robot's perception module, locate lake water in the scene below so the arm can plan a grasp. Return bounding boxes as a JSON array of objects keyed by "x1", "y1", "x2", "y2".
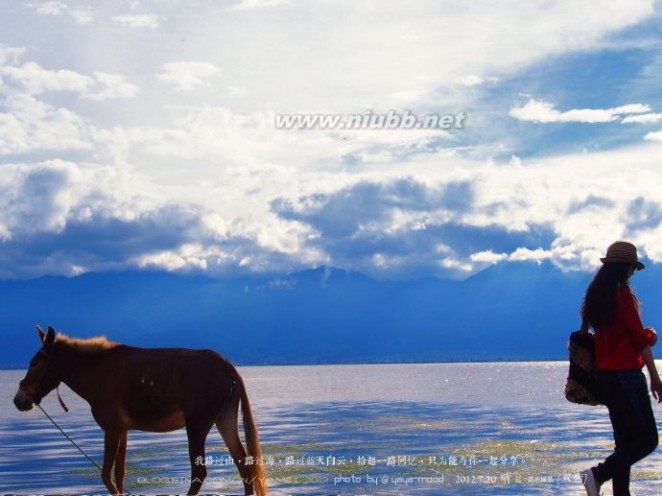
[{"x1": 2, "y1": 362, "x2": 662, "y2": 495}]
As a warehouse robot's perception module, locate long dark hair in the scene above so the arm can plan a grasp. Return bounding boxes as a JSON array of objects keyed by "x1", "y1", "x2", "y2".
[{"x1": 582, "y1": 262, "x2": 636, "y2": 329}]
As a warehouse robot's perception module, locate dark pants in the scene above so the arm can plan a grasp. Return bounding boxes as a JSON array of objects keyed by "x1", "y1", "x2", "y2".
[{"x1": 593, "y1": 369, "x2": 658, "y2": 495}]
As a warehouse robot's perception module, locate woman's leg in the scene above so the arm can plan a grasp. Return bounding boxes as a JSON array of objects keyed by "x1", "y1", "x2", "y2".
[
  {"x1": 611, "y1": 466, "x2": 630, "y2": 495},
  {"x1": 599, "y1": 383, "x2": 634, "y2": 495},
  {"x1": 592, "y1": 370, "x2": 658, "y2": 495}
]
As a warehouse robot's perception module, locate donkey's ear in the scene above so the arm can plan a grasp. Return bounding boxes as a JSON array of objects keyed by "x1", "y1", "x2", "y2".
[
  {"x1": 44, "y1": 326, "x2": 56, "y2": 349},
  {"x1": 37, "y1": 325, "x2": 46, "y2": 342}
]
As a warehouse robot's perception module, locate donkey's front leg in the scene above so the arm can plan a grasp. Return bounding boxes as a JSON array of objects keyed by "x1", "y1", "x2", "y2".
[
  {"x1": 114, "y1": 430, "x2": 128, "y2": 494},
  {"x1": 102, "y1": 429, "x2": 122, "y2": 495}
]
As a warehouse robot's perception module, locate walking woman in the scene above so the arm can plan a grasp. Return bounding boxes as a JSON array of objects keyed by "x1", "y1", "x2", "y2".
[{"x1": 580, "y1": 241, "x2": 662, "y2": 496}]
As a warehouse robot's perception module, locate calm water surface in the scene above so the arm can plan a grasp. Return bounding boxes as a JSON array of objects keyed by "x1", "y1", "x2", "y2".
[{"x1": 2, "y1": 362, "x2": 662, "y2": 495}]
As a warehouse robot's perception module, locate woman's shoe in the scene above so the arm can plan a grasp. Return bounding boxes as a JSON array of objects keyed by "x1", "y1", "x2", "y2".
[{"x1": 580, "y1": 468, "x2": 601, "y2": 496}]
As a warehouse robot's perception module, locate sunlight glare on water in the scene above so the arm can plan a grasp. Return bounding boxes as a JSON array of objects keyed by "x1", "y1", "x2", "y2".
[{"x1": 2, "y1": 362, "x2": 662, "y2": 495}]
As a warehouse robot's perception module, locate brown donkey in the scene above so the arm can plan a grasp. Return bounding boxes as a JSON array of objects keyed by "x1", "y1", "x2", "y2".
[{"x1": 13, "y1": 326, "x2": 268, "y2": 496}]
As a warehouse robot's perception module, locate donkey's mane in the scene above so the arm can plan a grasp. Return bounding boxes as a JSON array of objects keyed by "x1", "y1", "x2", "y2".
[{"x1": 55, "y1": 334, "x2": 118, "y2": 352}]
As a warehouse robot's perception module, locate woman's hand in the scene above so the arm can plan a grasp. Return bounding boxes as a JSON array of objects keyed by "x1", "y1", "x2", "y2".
[
  {"x1": 647, "y1": 328, "x2": 658, "y2": 347},
  {"x1": 651, "y1": 375, "x2": 662, "y2": 403},
  {"x1": 641, "y1": 346, "x2": 662, "y2": 402}
]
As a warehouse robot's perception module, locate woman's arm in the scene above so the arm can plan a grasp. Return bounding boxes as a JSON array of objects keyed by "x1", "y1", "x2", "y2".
[
  {"x1": 620, "y1": 288, "x2": 657, "y2": 349},
  {"x1": 641, "y1": 346, "x2": 662, "y2": 402}
]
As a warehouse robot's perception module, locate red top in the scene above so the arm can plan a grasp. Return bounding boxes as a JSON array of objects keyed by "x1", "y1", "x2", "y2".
[{"x1": 595, "y1": 286, "x2": 656, "y2": 369}]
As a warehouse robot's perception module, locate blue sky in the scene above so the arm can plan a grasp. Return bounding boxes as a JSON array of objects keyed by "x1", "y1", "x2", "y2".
[{"x1": 1, "y1": 0, "x2": 662, "y2": 281}]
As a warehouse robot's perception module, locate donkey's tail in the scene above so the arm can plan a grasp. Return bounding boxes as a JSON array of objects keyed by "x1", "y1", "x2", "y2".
[{"x1": 239, "y1": 380, "x2": 268, "y2": 496}]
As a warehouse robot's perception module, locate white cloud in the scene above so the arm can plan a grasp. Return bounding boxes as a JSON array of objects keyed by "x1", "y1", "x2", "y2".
[
  {"x1": 16, "y1": 0, "x2": 659, "y2": 115},
  {"x1": 268, "y1": 140, "x2": 662, "y2": 276},
  {"x1": 0, "y1": 58, "x2": 139, "y2": 100},
  {"x1": 509, "y1": 247, "x2": 551, "y2": 262},
  {"x1": 470, "y1": 250, "x2": 508, "y2": 263},
  {"x1": 112, "y1": 14, "x2": 160, "y2": 29},
  {"x1": 69, "y1": 9, "x2": 94, "y2": 25},
  {"x1": 439, "y1": 257, "x2": 473, "y2": 272},
  {"x1": 3, "y1": 96, "x2": 662, "y2": 279},
  {"x1": 29, "y1": 1, "x2": 93, "y2": 24},
  {"x1": 76, "y1": 91, "x2": 662, "y2": 277},
  {"x1": 510, "y1": 98, "x2": 651, "y2": 123},
  {"x1": 0, "y1": 47, "x2": 25, "y2": 65},
  {"x1": 111, "y1": 105, "x2": 453, "y2": 178},
  {"x1": 33, "y1": 1, "x2": 68, "y2": 16},
  {"x1": 0, "y1": 160, "x2": 226, "y2": 278},
  {"x1": 157, "y1": 62, "x2": 222, "y2": 91},
  {"x1": 83, "y1": 72, "x2": 140, "y2": 100},
  {"x1": 1, "y1": 62, "x2": 89, "y2": 94},
  {"x1": 610, "y1": 104, "x2": 650, "y2": 114},
  {"x1": 644, "y1": 130, "x2": 662, "y2": 141},
  {"x1": 0, "y1": 93, "x2": 92, "y2": 155},
  {"x1": 623, "y1": 113, "x2": 662, "y2": 124},
  {"x1": 229, "y1": 0, "x2": 289, "y2": 11},
  {"x1": 0, "y1": 160, "x2": 81, "y2": 236},
  {"x1": 180, "y1": 0, "x2": 654, "y2": 113},
  {"x1": 456, "y1": 75, "x2": 499, "y2": 87},
  {"x1": 2, "y1": 1, "x2": 662, "y2": 280}
]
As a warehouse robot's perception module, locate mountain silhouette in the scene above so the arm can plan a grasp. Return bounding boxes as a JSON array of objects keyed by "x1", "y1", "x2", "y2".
[{"x1": 2, "y1": 262, "x2": 660, "y2": 368}]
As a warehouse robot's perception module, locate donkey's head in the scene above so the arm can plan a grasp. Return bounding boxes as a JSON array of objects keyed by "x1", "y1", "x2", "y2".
[{"x1": 14, "y1": 326, "x2": 62, "y2": 411}]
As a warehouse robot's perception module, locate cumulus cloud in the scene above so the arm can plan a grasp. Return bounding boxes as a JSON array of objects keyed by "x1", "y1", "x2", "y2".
[
  {"x1": 509, "y1": 247, "x2": 551, "y2": 262},
  {"x1": 567, "y1": 195, "x2": 615, "y2": 214},
  {"x1": 229, "y1": 0, "x2": 289, "y2": 11},
  {"x1": 456, "y1": 75, "x2": 499, "y2": 87},
  {"x1": 622, "y1": 113, "x2": 662, "y2": 124},
  {"x1": 510, "y1": 98, "x2": 650, "y2": 123},
  {"x1": 469, "y1": 251, "x2": 507, "y2": 264},
  {"x1": 111, "y1": 104, "x2": 454, "y2": 177},
  {"x1": 66, "y1": 93, "x2": 662, "y2": 281},
  {"x1": 29, "y1": 1, "x2": 93, "y2": 24},
  {"x1": 133, "y1": 0, "x2": 654, "y2": 114},
  {"x1": 112, "y1": 14, "x2": 160, "y2": 29},
  {"x1": 0, "y1": 161, "x2": 73, "y2": 237},
  {"x1": 260, "y1": 140, "x2": 662, "y2": 278},
  {"x1": 0, "y1": 208, "x2": 205, "y2": 279},
  {"x1": 644, "y1": 130, "x2": 662, "y2": 141},
  {"x1": 270, "y1": 178, "x2": 557, "y2": 279},
  {"x1": 1, "y1": 62, "x2": 89, "y2": 94},
  {"x1": 157, "y1": 62, "x2": 222, "y2": 92},
  {"x1": 0, "y1": 160, "x2": 300, "y2": 278},
  {"x1": 84, "y1": 72, "x2": 140, "y2": 100},
  {"x1": 0, "y1": 52, "x2": 137, "y2": 157},
  {"x1": 0, "y1": 47, "x2": 26, "y2": 65},
  {"x1": 0, "y1": 93, "x2": 92, "y2": 155},
  {"x1": 0, "y1": 59, "x2": 139, "y2": 100},
  {"x1": 2, "y1": 1, "x2": 662, "y2": 281},
  {"x1": 32, "y1": 1, "x2": 68, "y2": 15},
  {"x1": 3, "y1": 134, "x2": 662, "y2": 280},
  {"x1": 627, "y1": 197, "x2": 662, "y2": 231}
]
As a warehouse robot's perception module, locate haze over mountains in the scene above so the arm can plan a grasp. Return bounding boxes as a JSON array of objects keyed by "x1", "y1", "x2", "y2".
[{"x1": 2, "y1": 262, "x2": 662, "y2": 368}]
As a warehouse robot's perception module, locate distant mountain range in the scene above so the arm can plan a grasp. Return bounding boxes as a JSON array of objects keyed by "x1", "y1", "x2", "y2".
[{"x1": 2, "y1": 262, "x2": 662, "y2": 368}]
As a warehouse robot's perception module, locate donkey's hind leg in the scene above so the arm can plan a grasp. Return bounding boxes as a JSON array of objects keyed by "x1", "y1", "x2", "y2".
[
  {"x1": 185, "y1": 420, "x2": 214, "y2": 496},
  {"x1": 216, "y1": 403, "x2": 254, "y2": 496}
]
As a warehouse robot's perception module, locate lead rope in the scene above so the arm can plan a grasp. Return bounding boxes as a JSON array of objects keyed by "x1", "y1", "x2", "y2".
[
  {"x1": 37, "y1": 404, "x2": 134, "y2": 496},
  {"x1": 37, "y1": 404, "x2": 103, "y2": 472},
  {"x1": 56, "y1": 384, "x2": 69, "y2": 412}
]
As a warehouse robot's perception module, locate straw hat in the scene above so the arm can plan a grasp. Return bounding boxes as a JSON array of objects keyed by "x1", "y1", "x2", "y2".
[{"x1": 600, "y1": 241, "x2": 645, "y2": 270}]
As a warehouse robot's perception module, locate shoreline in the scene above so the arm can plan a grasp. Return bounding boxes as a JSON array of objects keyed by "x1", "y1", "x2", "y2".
[{"x1": 0, "y1": 358, "x2": 569, "y2": 371}]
